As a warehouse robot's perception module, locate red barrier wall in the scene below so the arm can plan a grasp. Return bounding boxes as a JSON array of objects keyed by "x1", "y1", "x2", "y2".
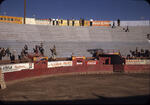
[
  {"x1": 124, "y1": 65, "x2": 150, "y2": 72},
  {"x1": 4, "y1": 65, "x2": 113, "y2": 82},
  {"x1": 3, "y1": 57, "x2": 150, "y2": 82}
]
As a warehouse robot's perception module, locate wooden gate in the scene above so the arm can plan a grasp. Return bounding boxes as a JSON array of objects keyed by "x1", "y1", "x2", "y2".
[{"x1": 113, "y1": 64, "x2": 124, "y2": 72}]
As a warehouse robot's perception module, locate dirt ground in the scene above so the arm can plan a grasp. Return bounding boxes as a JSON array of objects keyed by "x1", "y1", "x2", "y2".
[{"x1": 0, "y1": 73, "x2": 150, "y2": 104}]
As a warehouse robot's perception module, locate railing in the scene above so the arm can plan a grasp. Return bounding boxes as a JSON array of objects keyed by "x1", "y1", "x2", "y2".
[{"x1": 103, "y1": 49, "x2": 120, "y2": 55}]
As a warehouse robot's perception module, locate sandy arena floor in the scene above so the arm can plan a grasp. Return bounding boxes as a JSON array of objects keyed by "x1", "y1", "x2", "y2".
[{"x1": 0, "y1": 73, "x2": 150, "y2": 104}]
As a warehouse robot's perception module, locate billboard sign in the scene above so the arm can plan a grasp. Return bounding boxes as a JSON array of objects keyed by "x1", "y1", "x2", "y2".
[
  {"x1": 0, "y1": 63, "x2": 34, "y2": 73},
  {"x1": 48, "y1": 61, "x2": 72, "y2": 68}
]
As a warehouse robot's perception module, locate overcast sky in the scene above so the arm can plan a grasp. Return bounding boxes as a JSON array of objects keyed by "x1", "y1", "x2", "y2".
[{"x1": 0, "y1": 0, "x2": 150, "y2": 20}]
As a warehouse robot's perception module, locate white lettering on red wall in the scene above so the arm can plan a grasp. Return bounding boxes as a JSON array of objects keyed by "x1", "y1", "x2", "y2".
[
  {"x1": 126, "y1": 59, "x2": 150, "y2": 65},
  {"x1": 48, "y1": 61, "x2": 72, "y2": 68},
  {"x1": 0, "y1": 63, "x2": 34, "y2": 73},
  {"x1": 87, "y1": 61, "x2": 97, "y2": 65}
]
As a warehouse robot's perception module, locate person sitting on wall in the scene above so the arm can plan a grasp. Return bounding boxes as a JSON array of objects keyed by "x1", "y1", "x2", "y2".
[{"x1": 125, "y1": 26, "x2": 129, "y2": 32}]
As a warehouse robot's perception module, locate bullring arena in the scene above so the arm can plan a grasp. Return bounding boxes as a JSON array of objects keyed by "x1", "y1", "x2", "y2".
[
  {"x1": 0, "y1": 16, "x2": 150, "y2": 104},
  {"x1": 0, "y1": 73, "x2": 150, "y2": 104}
]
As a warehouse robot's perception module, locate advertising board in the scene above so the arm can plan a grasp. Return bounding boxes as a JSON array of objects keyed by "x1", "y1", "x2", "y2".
[
  {"x1": 87, "y1": 60, "x2": 98, "y2": 65},
  {"x1": 74, "y1": 20, "x2": 80, "y2": 26},
  {"x1": 72, "y1": 56, "x2": 86, "y2": 60},
  {"x1": 76, "y1": 62, "x2": 83, "y2": 65},
  {"x1": 33, "y1": 57, "x2": 48, "y2": 62},
  {"x1": 0, "y1": 63, "x2": 34, "y2": 73},
  {"x1": 126, "y1": 59, "x2": 150, "y2": 65},
  {"x1": 84, "y1": 21, "x2": 90, "y2": 26},
  {"x1": 48, "y1": 61, "x2": 72, "y2": 68},
  {"x1": 92, "y1": 21, "x2": 111, "y2": 26},
  {"x1": 60, "y1": 20, "x2": 68, "y2": 26}
]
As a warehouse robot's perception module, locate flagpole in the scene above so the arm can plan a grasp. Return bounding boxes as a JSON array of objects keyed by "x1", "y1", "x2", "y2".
[{"x1": 24, "y1": 0, "x2": 26, "y2": 24}]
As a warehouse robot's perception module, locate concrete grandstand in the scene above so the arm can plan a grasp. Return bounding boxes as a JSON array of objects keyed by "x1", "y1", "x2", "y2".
[{"x1": 0, "y1": 22, "x2": 150, "y2": 59}]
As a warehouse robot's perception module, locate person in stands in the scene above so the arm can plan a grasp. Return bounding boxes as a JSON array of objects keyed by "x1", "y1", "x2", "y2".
[
  {"x1": 10, "y1": 53, "x2": 15, "y2": 63},
  {"x1": 125, "y1": 26, "x2": 129, "y2": 32},
  {"x1": 117, "y1": 19, "x2": 120, "y2": 26}
]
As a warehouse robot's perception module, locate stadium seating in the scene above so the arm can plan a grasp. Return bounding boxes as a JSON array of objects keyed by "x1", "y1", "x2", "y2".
[{"x1": 0, "y1": 22, "x2": 150, "y2": 59}]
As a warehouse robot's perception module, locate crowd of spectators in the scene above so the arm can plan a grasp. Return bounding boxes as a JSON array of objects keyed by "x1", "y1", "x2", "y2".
[
  {"x1": 0, "y1": 43, "x2": 58, "y2": 62},
  {"x1": 127, "y1": 47, "x2": 150, "y2": 59}
]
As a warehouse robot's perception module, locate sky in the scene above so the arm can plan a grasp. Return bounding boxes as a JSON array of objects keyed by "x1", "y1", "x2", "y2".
[{"x1": 0, "y1": 0, "x2": 150, "y2": 20}]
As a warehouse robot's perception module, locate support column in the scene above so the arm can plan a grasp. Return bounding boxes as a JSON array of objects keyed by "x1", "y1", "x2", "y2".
[{"x1": 0, "y1": 68, "x2": 6, "y2": 89}]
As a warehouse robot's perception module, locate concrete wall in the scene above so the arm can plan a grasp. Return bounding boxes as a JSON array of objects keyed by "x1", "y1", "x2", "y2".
[
  {"x1": 25, "y1": 18, "x2": 51, "y2": 25},
  {"x1": 111, "y1": 20, "x2": 150, "y2": 26},
  {"x1": 25, "y1": 18, "x2": 150, "y2": 26},
  {"x1": 35, "y1": 19, "x2": 50, "y2": 25},
  {"x1": 26, "y1": 18, "x2": 36, "y2": 25}
]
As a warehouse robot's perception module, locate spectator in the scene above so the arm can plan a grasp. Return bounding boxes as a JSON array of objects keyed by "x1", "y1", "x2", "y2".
[
  {"x1": 5, "y1": 48, "x2": 11, "y2": 57},
  {"x1": 33, "y1": 45, "x2": 39, "y2": 54},
  {"x1": 50, "y1": 45, "x2": 57, "y2": 60},
  {"x1": 24, "y1": 44, "x2": 28, "y2": 50},
  {"x1": 39, "y1": 47, "x2": 44, "y2": 56},
  {"x1": 0, "y1": 53, "x2": 2, "y2": 60},
  {"x1": 1, "y1": 48, "x2": 6, "y2": 57},
  {"x1": 18, "y1": 55, "x2": 22, "y2": 62},
  {"x1": 90, "y1": 19, "x2": 93, "y2": 26},
  {"x1": 117, "y1": 19, "x2": 120, "y2": 26},
  {"x1": 112, "y1": 21, "x2": 115, "y2": 28},
  {"x1": 72, "y1": 20, "x2": 75, "y2": 26},
  {"x1": 125, "y1": 26, "x2": 129, "y2": 32},
  {"x1": 67, "y1": 19, "x2": 69, "y2": 26},
  {"x1": 10, "y1": 54, "x2": 15, "y2": 63},
  {"x1": 82, "y1": 19, "x2": 84, "y2": 26}
]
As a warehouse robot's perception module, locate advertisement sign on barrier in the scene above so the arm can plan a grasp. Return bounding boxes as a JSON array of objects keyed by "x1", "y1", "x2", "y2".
[
  {"x1": 72, "y1": 56, "x2": 86, "y2": 60},
  {"x1": 126, "y1": 59, "x2": 150, "y2": 65},
  {"x1": 33, "y1": 57, "x2": 48, "y2": 62},
  {"x1": 92, "y1": 21, "x2": 111, "y2": 26},
  {"x1": 48, "y1": 61, "x2": 72, "y2": 68},
  {"x1": 76, "y1": 62, "x2": 83, "y2": 65},
  {"x1": 87, "y1": 60, "x2": 98, "y2": 65},
  {"x1": 0, "y1": 63, "x2": 34, "y2": 73}
]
